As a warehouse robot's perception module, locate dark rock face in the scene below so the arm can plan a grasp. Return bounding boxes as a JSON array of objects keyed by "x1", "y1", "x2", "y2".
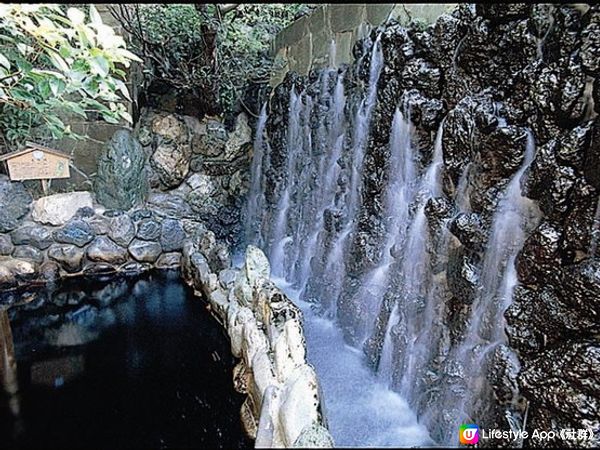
[
  {"x1": 95, "y1": 129, "x2": 148, "y2": 210},
  {"x1": 108, "y1": 215, "x2": 136, "y2": 248},
  {"x1": 0, "y1": 234, "x2": 14, "y2": 256},
  {"x1": 136, "y1": 218, "x2": 161, "y2": 241},
  {"x1": 0, "y1": 176, "x2": 32, "y2": 233}
]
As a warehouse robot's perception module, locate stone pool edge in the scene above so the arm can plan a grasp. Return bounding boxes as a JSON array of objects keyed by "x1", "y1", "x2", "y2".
[{"x1": 181, "y1": 241, "x2": 334, "y2": 448}]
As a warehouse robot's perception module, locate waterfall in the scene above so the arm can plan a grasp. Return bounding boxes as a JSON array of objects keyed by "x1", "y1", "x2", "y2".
[
  {"x1": 430, "y1": 131, "x2": 541, "y2": 445},
  {"x1": 378, "y1": 121, "x2": 445, "y2": 388},
  {"x1": 244, "y1": 103, "x2": 269, "y2": 248}
]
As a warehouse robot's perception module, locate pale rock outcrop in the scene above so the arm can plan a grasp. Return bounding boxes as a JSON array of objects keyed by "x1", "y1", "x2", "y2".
[{"x1": 32, "y1": 192, "x2": 94, "y2": 226}]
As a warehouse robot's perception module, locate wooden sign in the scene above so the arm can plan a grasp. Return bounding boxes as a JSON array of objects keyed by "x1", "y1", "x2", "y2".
[{"x1": 0, "y1": 142, "x2": 71, "y2": 181}]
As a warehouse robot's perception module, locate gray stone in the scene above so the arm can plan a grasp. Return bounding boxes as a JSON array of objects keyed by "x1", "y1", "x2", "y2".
[
  {"x1": 10, "y1": 224, "x2": 53, "y2": 250},
  {"x1": 31, "y1": 192, "x2": 94, "y2": 226},
  {"x1": 0, "y1": 176, "x2": 32, "y2": 233},
  {"x1": 245, "y1": 245, "x2": 270, "y2": 287},
  {"x1": 192, "y1": 119, "x2": 228, "y2": 157},
  {"x1": 136, "y1": 218, "x2": 161, "y2": 241},
  {"x1": 53, "y1": 219, "x2": 95, "y2": 247},
  {"x1": 147, "y1": 192, "x2": 194, "y2": 219},
  {"x1": 108, "y1": 214, "x2": 136, "y2": 247},
  {"x1": 160, "y1": 218, "x2": 186, "y2": 252},
  {"x1": 39, "y1": 261, "x2": 60, "y2": 284},
  {"x1": 85, "y1": 214, "x2": 111, "y2": 235},
  {"x1": 47, "y1": 244, "x2": 85, "y2": 273},
  {"x1": 128, "y1": 239, "x2": 162, "y2": 263},
  {"x1": 86, "y1": 236, "x2": 129, "y2": 264},
  {"x1": 12, "y1": 245, "x2": 44, "y2": 263},
  {"x1": 151, "y1": 142, "x2": 191, "y2": 188},
  {"x1": 219, "y1": 269, "x2": 238, "y2": 289},
  {"x1": 0, "y1": 234, "x2": 14, "y2": 256},
  {"x1": 94, "y1": 129, "x2": 148, "y2": 210},
  {"x1": 155, "y1": 252, "x2": 181, "y2": 269}
]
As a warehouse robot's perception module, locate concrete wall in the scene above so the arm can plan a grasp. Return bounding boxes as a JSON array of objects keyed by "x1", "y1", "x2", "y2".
[{"x1": 270, "y1": 3, "x2": 456, "y2": 87}]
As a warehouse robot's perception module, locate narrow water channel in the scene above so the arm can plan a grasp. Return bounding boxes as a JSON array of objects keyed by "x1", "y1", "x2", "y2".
[{"x1": 0, "y1": 271, "x2": 251, "y2": 449}]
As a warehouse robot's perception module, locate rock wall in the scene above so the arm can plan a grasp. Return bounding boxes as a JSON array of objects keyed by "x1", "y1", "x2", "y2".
[
  {"x1": 255, "y1": 3, "x2": 600, "y2": 447},
  {"x1": 0, "y1": 185, "x2": 201, "y2": 294},
  {"x1": 269, "y1": 3, "x2": 456, "y2": 87},
  {"x1": 181, "y1": 243, "x2": 333, "y2": 448}
]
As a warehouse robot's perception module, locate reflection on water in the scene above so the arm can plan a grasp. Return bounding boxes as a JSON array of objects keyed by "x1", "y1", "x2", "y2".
[{"x1": 0, "y1": 271, "x2": 250, "y2": 449}]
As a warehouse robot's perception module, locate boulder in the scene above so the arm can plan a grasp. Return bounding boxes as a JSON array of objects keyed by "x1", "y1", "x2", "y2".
[
  {"x1": 160, "y1": 218, "x2": 186, "y2": 252},
  {"x1": 293, "y1": 423, "x2": 334, "y2": 448},
  {"x1": 10, "y1": 224, "x2": 53, "y2": 250},
  {"x1": 52, "y1": 219, "x2": 95, "y2": 247},
  {"x1": 147, "y1": 192, "x2": 194, "y2": 219},
  {"x1": 86, "y1": 236, "x2": 128, "y2": 264},
  {"x1": 12, "y1": 245, "x2": 44, "y2": 263},
  {"x1": 136, "y1": 218, "x2": 161, "y2": 241},
  {"x1": 155, "y1": 252, "x2": 181, "y2": 269},
  {"x1": 151, "y1": 114, "x2": 187, "y2": 142},
  {"x1": 0, "y1": 258, "x2": 37, "y2": 282},
  {"x1": 0, "y1": 176, "x2": 32, "y2": 232},
  {"x1": 224, "y1": 113, "x2": 252, "y2": 161},
  {"x1": 48, "y1": 244, "x2": 85, "y2": 273},
  {"x1": 191, "y1": 119, "x2": 228, "y2": 157},
  {"x1": 94, "y1": 129, "x2": 148, "y2": 210},
  {"x1": 150, "y1": 142, "x2": 192, "y2": 188},
  {"x1": 128, "y1": 239, "x2": 162, "y2": 263},
  {"x1": 39, "y1": 261, "x2": 60, "y2": 284},
  {"x1": 0, "y1": 234, "x2": 14, "y2": 256},
  {"x1": 31, "y1": 191, "x2": 94, "y2": 226},
  {"x1": 245, "y1": 245, "x2": 271, "y2": 287},
  {"x1": 108, "y1": 214, "x2": 136, "y2": 247}
]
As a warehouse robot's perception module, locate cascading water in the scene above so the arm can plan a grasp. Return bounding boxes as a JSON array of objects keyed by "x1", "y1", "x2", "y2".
[
  {"x1": 428, "y1": 131, "x2": 541, "y2": 445},
  {"x1": 244, "y1": 103, "x2": 269, "y2": 248}
]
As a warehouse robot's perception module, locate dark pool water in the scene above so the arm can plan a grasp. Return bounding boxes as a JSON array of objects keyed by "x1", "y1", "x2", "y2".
[{"x1": 0, "y1": 271, "x2": 251, "y2": 449}]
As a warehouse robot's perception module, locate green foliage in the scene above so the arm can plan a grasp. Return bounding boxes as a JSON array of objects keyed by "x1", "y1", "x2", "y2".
[
  {"x1": 117, "y1": 4, "x2": 314, "y2": 117},
  {"x1": 0, "y1": 4, "x2": 140, "y2": 150},
  {"x1": 218, "y1": 4, "x2": 315, "y2": 114}
]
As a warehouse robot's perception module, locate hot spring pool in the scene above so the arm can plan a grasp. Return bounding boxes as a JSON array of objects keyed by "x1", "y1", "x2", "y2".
[{"x1": 0, "y1": 271, "x2": 251, "y2": 449}]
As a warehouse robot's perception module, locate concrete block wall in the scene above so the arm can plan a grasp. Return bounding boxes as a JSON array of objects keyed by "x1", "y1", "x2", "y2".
[{"x1": 269, "y1": 3, "x2": 456, "y2": 87}]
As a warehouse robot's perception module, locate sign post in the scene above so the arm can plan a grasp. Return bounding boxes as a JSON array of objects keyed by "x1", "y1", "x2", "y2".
[{"x1": 0, "y1": 142, "x2": 72, "y2": 195}]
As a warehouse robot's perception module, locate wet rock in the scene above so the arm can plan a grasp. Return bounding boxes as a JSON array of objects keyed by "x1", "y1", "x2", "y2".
[
  {"x1": 47, "y1": 244, "x2": 85, "y2": 273},
  {"x1": 32, "y1": 192, "x2": 94, "y2": 226},
  {"x1": 136, "y1": 218, "x2": 161, "y2": 241},
  {"x1": 584, "y1": 118, "x2": 600, "y2": 190},
  {"x1": 559, "y1": 259, "x2": 600, "y2": 319},
  {"x1": 160, "y1": 218, "x2": 186, "y2": 252},
  {"x1": 293, "y1": 423, "x2": 335, "y2": 448},
  {"x1": 399, "y1": 89, "x2": 445, "y2": 131},
  {"x1": 53, "y1": 219, "x2": 95, "y2": 247},
  {"x1": 448, "y1": 213, "x2": 486, "y2": 252},
  {"x1": 476, "y1": 3, "x2": 532, "y2": 23},
  {"x1": 581, "y1": 8, "x2": 600, "y2": 76},
  {"x1": 447, "y1": 246, "x2": 480, "y2": 306},
  {"x1": 86, "y1": 236, "x2": 128, "y2": 264},
  {"x1": 108, "y1": 214, "x2": 136, "y2": 247},
  {"x1": 94, "y1": 129, "x2": 148, "y2": 210},
  {"x1": 401, "y1": 58, "x2": 442, "y2": 98},
  {"x1": 130, "y1": 208, "x2": 153, "y2": 222},
  {"x1": 0, "y1": 234, "x2": 14, "y2": 256},
  {"x1": 10, "y1": 224, "x2": 53, "y2": 250},
  {"x1": 12, "y1": 245, "x2": 44, "y2": 263},
  {"x1": 245, "y1": 245, "x2": 270, "y2": 287},
  {"x1": 128, "y1": 239, "x2": 162, "y2": 263},
  {"x1": 150, "y1": 142, "x2": 192, "y2": 189},
  {"x1": 120, "y1": 261, "x2": 151, "y2": 276},
  {"x1": 0, "y1": 176, "x2": 32, "y2": 232},
  {"x1": 519, "y1": 340, "x2": 600, "y2": 446},
  {"x1": 516, "y1": 220, "x2": 562, "y2": 285},
  {"x1": 155, "y1": 252, "x2": 181, "y2": 269},
  {"x1": 0, "y1": 258, "x2": 37, "y2": 283}
]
